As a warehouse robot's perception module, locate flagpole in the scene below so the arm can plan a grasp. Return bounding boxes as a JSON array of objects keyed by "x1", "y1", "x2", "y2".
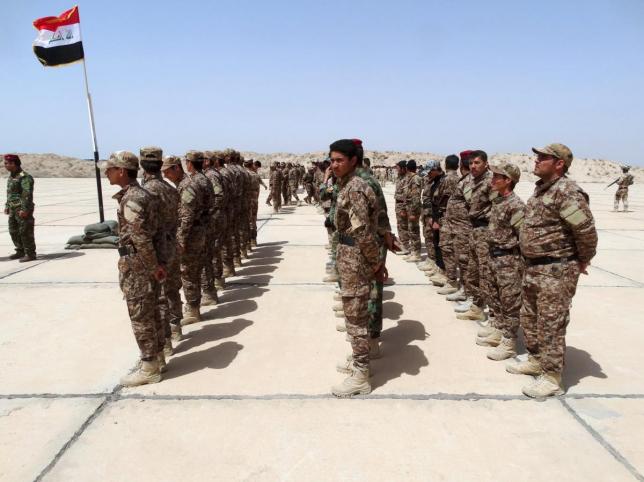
[{"x1": 80, "y1": 55, "x2": 105, "y2": 222}]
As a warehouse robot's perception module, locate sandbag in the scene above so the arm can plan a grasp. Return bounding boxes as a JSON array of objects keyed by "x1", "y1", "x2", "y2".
[
  {"x1": 91, "y1": 235, "x2": 119, "y2": 245},
  {"x1": 66, "y1": 234, "x2": 86, "y2": 245}
]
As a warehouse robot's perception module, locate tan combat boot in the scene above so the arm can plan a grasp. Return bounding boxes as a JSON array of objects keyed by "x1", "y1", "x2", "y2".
[
  {"x1": 397, "y1": 247, "x2": 410, "y2": 256},
  {"x1": 506, "y1": 355, "x2": 542, "y2": 376},
  {"x1": 157, "y1": 352, "x2": 167, "y2": 373},
  {"x1": 331, "y1": 367, "x2": 372, "y2": 397},
  {"x1": 241, "y1": 248, "x2": 248, "y2": 259},
  {"x1": 418, "y1": 259, "x2": 435, "y2": 271},
  {"x1": 170, "y1": 323, "x2": 183, "y2": 342},
  {"x1": 323, "y1": 273, "x2": 339, "y2": 283},
  {"x1": 476, "y1": 328, "x2": 502, "y2": 347},
  {"x1": 334, "y1": 310, "x2": 345, "y2": 319},
  {"x1": 233, "y1": 256, "x2": 242, "y2": 267},
  {"x1": 332, "y1": 303, "x2": 343, "y2": 312},
  {"x1": 333, "y1": 292, "x2": 342, "y2": 302},
  {"x1": 437, "y1": 282, "x2": 459, "y2": 295},
  {"x1": 406, "y1": 251, "x2": 422, "y2": 263},
  {"x1": 456, "y1": 304, "x2": 486, "y2": 321},
  {"x1": 522, "y1": 372, "x2": 565, "y2": 398},
  {"x1": 201, "y1": 290, "x2": 218, "y2": 306},
  {"x1": 487, "y1": 337, "x2": 517, "y2": 361},
  {"x1": 336, "y1": 322, "x2": 346, "y2": 332},
  {"x1": 180, "y1": 304, "x2": 201, "y2": 326},
  {"x1": 429, "y1": 270, "x2": 447, "y2": 286},
  {"x1": 215, "y1": 277, "x2": 226, "y2": 290},
  {"x1": 120, "y1": 359, "x2": 162, "y2": 387},
  {"x1": 222, "y1": 266, "x2": 235, "y2": 278},
  {"x1": 446, "y1": 288, "x2": 467, "y2": 302},
  {"x1": 477, "y1": 322, "x2": 495, "y2": 338},
  {"x1": 251, "y1": 239, "x2": 257, "y2": 248},
  {"x1": 163, "y1": 338, "x2": 174, "y2": 358}
]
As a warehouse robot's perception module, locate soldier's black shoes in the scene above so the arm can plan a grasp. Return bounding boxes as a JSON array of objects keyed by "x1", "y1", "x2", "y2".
[
  {"x1": 9, "y1": 252, "x2": 24, "y2": 260},
  {"x1": 18, "y1": 254, "x2": 37, "y2": 263}
]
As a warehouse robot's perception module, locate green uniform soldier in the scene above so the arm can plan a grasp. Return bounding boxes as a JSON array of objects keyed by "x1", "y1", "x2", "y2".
[{"x1": 4, "y1": 154, "x2": 37, "y2": 262}]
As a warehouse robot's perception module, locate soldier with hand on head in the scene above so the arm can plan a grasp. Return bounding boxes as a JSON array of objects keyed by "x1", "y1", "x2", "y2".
[{"x1": 4, "y1": 154, "x2": 37, "y2": 262}]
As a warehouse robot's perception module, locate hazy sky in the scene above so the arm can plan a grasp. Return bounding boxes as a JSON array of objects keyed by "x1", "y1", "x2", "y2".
[{"x1": 2, "y1": 0, "x2": 643, "y2": 164}]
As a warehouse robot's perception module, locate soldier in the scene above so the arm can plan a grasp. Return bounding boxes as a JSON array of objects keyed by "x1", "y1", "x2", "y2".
[
  {"x1": 246, "y1": 159, "x2": 265, "y2": 247},
  {"x1": 104, "y1": 151, "x2": 165, "y2": 386},
  {"x1": 281, "y1": 162, "x2": 291, "y2": 206},
  {"x1": 403, "y1": 160, "x2": 423, "y2": 262},
  {"x1": 507, "y1": 143, "x2": 597, "y2": 398},
  {"x1": 269, "y1": 162, "x2": 283, "y2": 213},
  {"x1": 424, "y1": 159, "x2": 450, "y2": 288},
  {"x1": 457, "y1": 150, "x2": 498, "y2": 323},
  {"x1": 419, "y1": 161, "x2": 437, "y2": 272},
  {"x1": 4, "y1": 154, "x2": 36, "y2": 262},
  {"x1": 303, "y1": 164, "x2": 316, "y2": 204},
  {"x1": 329, "y1": 139, "x2": 384, "y2": 397},
  {"x1": 140, "y1": 147, "x2": 181, "y2": 358},
  {"x1": 288, "y1": 161, "x2": 301, "y2": 205},
  {"x1": 220, "y1": 153, "x2": 239, "y2": 275},
  {"x1": 612, "y1": 166, "x2": 634, "y2": 212},
  {"x1": 478, "y1": 162, "x2": 525, "y2": 360},
  {"x1": 161, "y1": 151, "x2": 212, "y2": 326},
  {"x1": 394, "y1": 160, "x2": 410, "y2": 255}
]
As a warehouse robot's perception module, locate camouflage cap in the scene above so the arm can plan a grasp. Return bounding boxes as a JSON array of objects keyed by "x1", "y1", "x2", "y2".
[
  {"x1": 424, "y1": 159, "x2": 441, "y2": 171},
  {"x1": 140, "y1": 146, "x2": 163, "y2": 162},
  {"x1": 532, "y1": 143, "x2": 573, "y2": 167},
  {"x1": 203, "y1": 150, "x2": 214, "y2": 160},
  {"x1": 185, "y1": 150, "x2": 205, "y2": 162},
  {"x1": 101, "y1": 151, "x2": 139, "y2": 171},
  {"x1": 161, "y1": 155, "x2": 181, "y2": 171},
  {"x1": 490, "y1": 162, "x2": 521, "y2": 183}
]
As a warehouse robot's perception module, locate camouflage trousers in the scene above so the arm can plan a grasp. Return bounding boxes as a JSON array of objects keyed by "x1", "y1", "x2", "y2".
[
  {"x1": 222, "y1": 208, "x2": 235, "y2": 270},
  {"x1": 520, "y1": 260, "x2": 580, "y2": 374},
  {"x1": 158, "y1": 247, "x2": 182, "y2": 346},
  {"x1": 394, "y1": 203, "x2": 409, "y2": 250},
  {"x1": 453, "y1": 224, "x2": 472, "y2": 292},
  {"x1": 614, "y1": 187, "x2": 628, "y2": 209},
  {"x1": 367, "y1": 247, "x2": 387, "y2": 338},
  {"x1": 201, "y1": 224, "x2": 221, "y2": 294},
  {"x1": 180, "y1": 233, "x2": 205, "y2": 307},
  {"x1": 407, "y1": 216, "x2": 421, "y2": 254},
  {"x1": 238, "y1": 201, "x2": 250, "y2": 251},
  {"x1": 422, "y1": 214, "x2": 435, "y2": 261},
  {"x1": 342, "y1": 294, "x2": 370, "y2": 370},
  {"x1": 7, "y1": 207, "x2": 36, "y2": 256},
  {"x1": 282, "y1": 185, "x2": 289, "y2": 205},
  {"x1": 249, "y1": 197, "x2": 259, "y2": 240},
  {"x1": 271, "y1": 187, "x2": 282, "y2": 211},
  {"x1": 439, "y1": 224, "x2": 457, "y2": 283},
  {"x1": 304, "y1": 183, "x2": 315, "y2": 202},
  {"x1": 488, "y1": 253, "x2": 523, "y2": 339},
  {"x1": 465, "y1": 227, "x2": 493, "y2": 309},
  {"x1": 119, "y1": 257, "x2": 161, "y2": 359},
  {"x1": 289, "y1": 183, "x2": 299, "y2": 201}
]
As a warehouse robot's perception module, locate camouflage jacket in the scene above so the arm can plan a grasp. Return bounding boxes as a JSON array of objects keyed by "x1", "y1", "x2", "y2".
[
  {"x1": 334, "y1": 172, "x2": 380, "y2": 269},
  {"x1": 141, "y1": 172, "x2": 179, "y2": 265},
  {"x1": 356, "y1": 167, "x2": 391, "y2": 237},
  {"x1": 269, "y1": 169, "x2": 282, "y2": 191},
  {"x1": 303, "y1": 168, "x2": 314, "y2": 184},
  {"x1": 247, "y1": 168, "x2": 261, "y2": 197},
  {"x1": 520, "y1": 176, "x2": 598, "y2": 264},
  {"x1": 431, "y1": 170, "x2": 460, "y2": 221},
  {"x1": 444, "y1": 173, "x2": 471, "y2": 229},
  {"x1": 175, "y1": 172, "x2": 211, "y2": 248},
  {"x1": 464, "y1": 170, "x2": 497, "y2": 225},
  {"x1": 113, "y1": 181, "x2": 160, "y2": 276},
  {"x1": 421, "y1": 174, "x2": 433, "y2": 214},
  {"x1": 221, "y1": 166, "x2": 238, "y2": 210},
  {"x1": 405, "y1": 173, "x2": 423, "y2": 216},
  {"x1": 5, "y1": 170, "x2": 35, "y2": 212},
  {"x1": 288, "y1": 167, "x2": 298, "y2": 186},
  {"x1": 487, "y1": 191, "x2": 526, "y2": 250},
  {"x1": 617, "y1": 173, "x2": 634, "y2": 188},
  {"x1": 320, "y1": 176, "x2": 336, "y2": 210},
  {"x1": 204, "y1": 167, "x2": 227, "y2": 211},
  {"x1": 394, "y1": 174, "x2": 408, "y2": 205}
]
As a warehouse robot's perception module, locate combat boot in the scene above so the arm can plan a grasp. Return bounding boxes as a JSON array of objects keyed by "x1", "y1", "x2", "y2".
[
  {"x1": 157, "y1": 352, "x2": 167, "y2": 373},
  {"x1": 332, "y1": 303, "x2": 343, "y2": 312},
  {"x1": 487, "y1": 337, "x2": 517, "y2": 361},
  {"x1": 163, "y1": 338, "x2": 174, "y2": 358},
  {"x1": 477, "y1": 322, "x2": 495, "y2": 338},
  {"x1": 437, "y1": 282, "x2": 459, "y2": 295},
  {"x1": 336, "y1": 322, "x2": 346, "y2": 332},
  {"x1": 476, "y1": 328, "x2": 502, "y2": 347},
  {"x1": 323, "y1": 273, "x2": 339, "y2": 283},
  {"x1": 429, "y1": 270, "x2": 447, "y2": 287},
  {"x1": 334, "y1": 310, "x2": 345, "y2": 319},
  {"x1": 333, "y1": 292, "x2": 342, "y2": 302},
  {"x1": 506, "y1": 355, "x2": 542, "y2": 376},
  {"x1": 222, "y1": 266, "x2": 235, "y2": 278},
  {"x1": 273, "y1": 206, "x2": 279, "y2": 213},
  {"x1": 446, "y1": 288, "x2": 467, "y2": 302},
  {"x1": 233, "y1": 257, "x2": 242, "y2": 268},
  {"x1": 454, "y1": 298, "x2": 473, "y2": 313},
  {"x1": 331, "y1": 367, "x2": 372, "y2": 397},
  {"x1": 397, "y1": 247, "x2": 410, "y2": 256},
  {"x1": 201, "y1": 290, "x2": 219, "y2": 306},
  {"x1": 180, "y1": 304, "x2": 201, "y2": 326},
  {"x1": 419, "y1": 260, "x2": 436, "y2": 272},
  {"x1": 215, "y1": 278, "x2": 226, "y2": 290},
  {"x1": 19, "y1": 254, "x2": 37, "y2": 263},
  {"x1": 456, "y1": 304, "x2": 486, "y2": 321},
  {"x1": 170, "y1": 323, "x2": 183, "y2": 342},
  {"x1": 406, "y1": 252, "x2": 422, "y2": 263},
  {"x1": 120, "y1": 359, "x2": 162, "y2": 387},
  {"x1": 241, "y1": 248, "x2": 248, "y2": 259},
  {"x1": 522, "y1": 372, "x2": 564, "y2": 398},
  {"x1": 8, "y1": 251, "x2": 24, "y2": 260},
  {"x1": 251, "y1": 239, "x2": 257, "y2": 248}
]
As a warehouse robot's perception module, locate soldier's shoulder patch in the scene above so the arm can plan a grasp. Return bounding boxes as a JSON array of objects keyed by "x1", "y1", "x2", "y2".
[
  {"x1": 510, "y1": 211, "x2": 524, "y2": 228},
  {"x1": 489, "y1": 191, "x2": 499, "y2": 200},
  {"x1": 123, "y1": 200, "x2": 144, "y2": 223},
  {"x1": 181, "y1": 186, "x2": 196, "y2": 203},
  {"x1": 560, "y1": 202, "x2": 588, "y2": 226}
]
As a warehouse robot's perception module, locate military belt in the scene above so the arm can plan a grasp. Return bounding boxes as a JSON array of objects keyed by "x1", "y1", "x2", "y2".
[
  {"x1": 118, "y1": 245, "x2": 137, "y2": 257},
  {"x1": 490, "y1": 247, "x2": 521, "y2": 258},
  {"x1": 524, "y1": 255, "x2": 578, "y2": 266},
  {"x1": 471, "y1": 218, "x2": 489, "y2": 228},
  {"x1": 338, "y1": 233, "x2": 356, "y2": 247}
]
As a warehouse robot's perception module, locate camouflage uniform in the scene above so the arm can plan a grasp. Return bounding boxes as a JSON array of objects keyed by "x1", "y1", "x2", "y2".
[
  {"x1": 464, "y1": 170, "x2": 497, "y2": 309},
  {"x1": 281, "y1": 165, "x2": 290, "y2": 205},
  {"x1": 429, "y1": 171, "x2": 457, "y2": 270},
  {"x1": 114, "y1": 180, "x2": 162, "y2": 359},
  {"x1": 614, "y1": 172, "x2": 634, "y2": 211},
  {"x1": 405, "y1": 172, "x2": 423, "y2": 256},
  {"x1": 203, "y1": 160, "x2": 227, "y2": 288},
  {"x1": 5, "y1": 169, "x2": 36, "y2": 257},
  {"x1": 394, "y1": 172, "x2": 410, "y2": 251},
  {"x1": 520, "y1": 176, "x2": 597, "y2": 374},
  {"x1": 141, "y1": 170, "x2": 180, "y2": 348},
  {"x1": 421, "y1": 174, "x2": 435, "y2": 262},
  {"x1": 445, "y1": 174, "x2": 472, "y2": 289},
  {"x1": 437, "y1": 170, "x2": 462, "y2": 283},
  {"x1": 269, "y1": 165, "x2": 283, "y2": 212},
  {"x1": 487, "y1": 192, "x2": 525, "y2": 339},
  {"x1": 247, "y1": 166, "x2": 261, "y2": 242},
  {"x1": 334, "y1": 172, "x2": 380, "y2": 371},
  {"x1": 221, "y1": 161, "x2": 239, "y2": 268},
  {"x1": 288, "y1": 165, "x2": 300, "y2": 203},
  {"x1": 303, "y1": 167, "x2": 315, "y2": 203}
]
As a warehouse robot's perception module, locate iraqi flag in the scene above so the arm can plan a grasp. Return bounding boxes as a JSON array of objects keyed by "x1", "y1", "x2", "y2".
[{"x1": 33, "y1": 6, "x2": 84, "y2": 67}]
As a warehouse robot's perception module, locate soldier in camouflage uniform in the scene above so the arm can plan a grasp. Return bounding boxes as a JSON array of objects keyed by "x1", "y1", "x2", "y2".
[
  {"x1": 288, "y1": 162, "x2": 300, "y2": 205},
  {"x1": 104, "y1": 151, "x2": 165, "y2": 386},
  {"x1": 403, "y1": 160, "x2": 423, "y2": 262},
  {"x1": 4, "y1": 154, "x2": 37, "y2": 262},
  {"x1": 508, "y1": 143, "x2": 597, "y2": 398},
  {"x1": 140, "y1": 147, "x2": 181, "y2": 359},
  {"x1": 420, "y1": 162, "x2": 437, "y2": 271},
  {"x1": 303, "y1": 164, "x2": 316, "y2": 204},
  {"x1": 245, "y1": 159, "x2": 263, "y2": 246},
  {"x1": 394, "y1": 160, "x2": 410, "y2": 254},
  {"x1": 457, "y1": 151, "x2": 498, "y2": 323},
  {"x1": 477, "y1": 162, "x2": 525, "y2": 361},
  {"x1": 281, "y1": 162, "x2": 291, "y2": 206},
  {"x1": 613, "y1": 166, "x2": 634, "y2": 212},
  {"x1": 219, "y1": 153, "x2": 237, "y2": 276},
  {"x1": 329, "y1": 139, "x2": 383, "y2": 397},
  {"x1": 269, "y1": 163, "x2": 282, "y2": 213}
]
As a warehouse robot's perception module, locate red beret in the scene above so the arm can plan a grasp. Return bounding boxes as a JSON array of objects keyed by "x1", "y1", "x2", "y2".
[
  {"x1": 459, "y1": 150, "x2": 474, "y2": 160},
  {"x1": 3, "y1": 154, "x2": 20, "y2": 162},
  {"x1": 351, "y1": 138, "x2": 363, "y2": 147}
]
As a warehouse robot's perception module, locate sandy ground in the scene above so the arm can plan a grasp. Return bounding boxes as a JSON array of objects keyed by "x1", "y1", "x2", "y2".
[{"x1": 1, "y1": 178, "x2": 643, "y2": 481}]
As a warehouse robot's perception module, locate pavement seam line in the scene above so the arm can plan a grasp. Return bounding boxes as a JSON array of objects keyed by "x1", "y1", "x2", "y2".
[{"x1": 559, "y1": 399, "x2": 644, "y2": 482}]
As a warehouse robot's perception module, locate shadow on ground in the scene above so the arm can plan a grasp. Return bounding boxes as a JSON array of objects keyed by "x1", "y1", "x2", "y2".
[
  {"x1": 165, "y1": 341, "x2": 244, "y2": 379},
  {"x1": 564, "y1": 346, "x2": 607, "y2": 389},
  {"x1": 174, "y1": 318, "x2": 253, "y2": 354},
  {"x1": 371, "y1": 319, "x2": 430, "y2": 390}
]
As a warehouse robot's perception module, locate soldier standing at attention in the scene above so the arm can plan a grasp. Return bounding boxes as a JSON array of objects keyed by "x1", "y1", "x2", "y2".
[
  {"x1": 507, "y1": 143, "x2": 597, "y2": 398},
  {"x1": 394, "y1": 160, "x2": 410, "y2": 255},
  {"x1": 403, "y1": 160, "x2": 423, "y2": 262},
  {"x1": 478, "y1": 162, "x2": 525, "y2": 360},
  {"x1": 269, "y1": 163, "x2": 282, "y2": 213},
  {"x1": 140, "y1": 147, "x2": 181, "y2": 361},
  {"x1": 104, "y1": 151, "x2": 165, "y2": 386},
  {"x1": 4, "y1": 154, "x2": 37, "y2": 262},
  {"x1": 329, "y1": 139, "x2": 383, "y2": 397},
  {"x1": 613, "y1": 165, "x2": 634, "y2": 212}
]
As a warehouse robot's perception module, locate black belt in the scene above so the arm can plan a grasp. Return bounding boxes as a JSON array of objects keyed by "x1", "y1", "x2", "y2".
[
  {"x1": 338, "y1": 233, "x2": 355, "y2": 247},
  {"x1": 490, "y1": 247, "x2": 521, "y2": 258},
  {"x1": 118, "y1": 245, "x2": 136, "y2": 257},
  {"x1": 524, "y1": 255, "x2": 578, "y2": 266},
  {"x1": 472, "y1": 219, "x2": 489, "y2": 228}
]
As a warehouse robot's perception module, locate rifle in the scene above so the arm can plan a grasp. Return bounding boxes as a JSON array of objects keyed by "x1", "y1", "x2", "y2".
[{"x1": 604, "y1": 178, "x2": 619, "y2": 190}]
